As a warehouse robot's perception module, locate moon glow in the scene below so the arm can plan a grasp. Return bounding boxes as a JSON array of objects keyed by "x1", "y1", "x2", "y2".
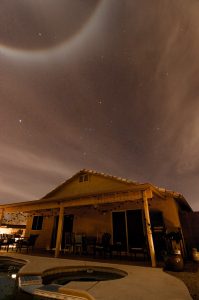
[
  {"x1": 0, "y1": 0, "x2": 102, "y2": 50},
  {"x1": 0, "y1": 0, "x2": 109, "y2": 62}
]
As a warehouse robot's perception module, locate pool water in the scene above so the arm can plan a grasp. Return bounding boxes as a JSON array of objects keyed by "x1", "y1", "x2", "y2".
[
  {"x1": 43, "y1": 267, "x2": 127, "y2": 285},
  {"x1": 0, "y1": 259, "x2": 49, "y2": 300},
  {"x1": 0, "y1": 262, "x2": 127, "y2": 300}
]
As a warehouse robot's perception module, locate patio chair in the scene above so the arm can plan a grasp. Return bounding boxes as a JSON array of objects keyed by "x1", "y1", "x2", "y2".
[
  {"x1": 94, "y1": 232, "x2": 112, "y2": 258},
  {"x1": 16, "y1": 234, "x2": 38, "y2": 253},
  {"x1": 0, "y1": 238, "x2": 15, "y2": 252},
  {"x1": 0, "y1": 238, "x2": 7, "y2": 251},
  {"x1": 112, "y1": 242, "x2": 122, "y2": 259},
  {"x1": 84, "y1": 236, "x2": 97, "y2": 256},
  {"x1": 63, "y1": 232, "x2": 74, "y2": 254},
  {"x1": 129, "y1": 239, "x2": 149, "y2": 260},
  {"x1": 74, "y1": 234, "x2": 83, "y2": 255}
]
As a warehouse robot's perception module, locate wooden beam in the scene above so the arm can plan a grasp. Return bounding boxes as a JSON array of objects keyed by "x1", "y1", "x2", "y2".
[
  {"x1": 143, "y1": 190, "x2": 156, "y2": 267},
  {"x1": 0, "y1": 191, "x2": 143, "y2": 213},
  {"x1": 61, "y1": 191, "x2": 143, "y2": 208},
  {"x1": 1, "y1": 203, "x2": 60, "y2": 213},
  {"x1": 55, "y1": 204, "x2": 64, "y2": 258}
]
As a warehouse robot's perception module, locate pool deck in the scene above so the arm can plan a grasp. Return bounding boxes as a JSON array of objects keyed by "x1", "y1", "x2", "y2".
[{"x1": 0, "y1": 252, "x2": 192, "y2": 300}]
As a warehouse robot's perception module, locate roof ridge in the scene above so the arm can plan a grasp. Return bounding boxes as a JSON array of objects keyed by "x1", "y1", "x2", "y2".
[
  {"x1": 42, "y1": 169, "x2": 140, "y2": 199},
  {"x1": 79, "y1": 169, "x2": 139, "y2": 185}
]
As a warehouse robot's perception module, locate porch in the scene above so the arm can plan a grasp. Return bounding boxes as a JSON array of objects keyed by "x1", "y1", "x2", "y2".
[
  {"x1": 23, "y1": 189, "x2": 157, "y2": 265},
  {"x1": 0, "y1": 185, "x2": 186, "y2": 268}
]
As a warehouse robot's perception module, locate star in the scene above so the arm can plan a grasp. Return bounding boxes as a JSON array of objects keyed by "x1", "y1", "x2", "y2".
[{"x1": 0, "y1": 0, "x2": 198, "y2": 211}]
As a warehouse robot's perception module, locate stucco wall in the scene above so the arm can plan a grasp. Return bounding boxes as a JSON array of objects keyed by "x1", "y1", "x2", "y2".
[
  {"x1": 149, "y1": 197, "x2": 181, "y2": 229},
  {"x1": 72, "y1": 207, "x2": 111, "y2": 240},
  {"x1": 26, "y1": 215, "x2": 54, "y2": 249},
  {"x1": 46, "y1": 174, "x2": 136, "y2": 199},
  {"x1": 25, "y1": 196, "x2": 181, "y2": 249}
]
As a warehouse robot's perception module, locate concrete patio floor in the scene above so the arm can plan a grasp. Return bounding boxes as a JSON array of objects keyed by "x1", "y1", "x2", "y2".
[{"x1": 0, "y1": 252, "x2": 192, "y2": 300}]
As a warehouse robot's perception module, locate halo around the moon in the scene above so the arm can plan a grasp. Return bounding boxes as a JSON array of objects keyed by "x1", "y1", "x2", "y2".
[{"x1": 0, "y1": 0, "x2": 101, "y2": 50}]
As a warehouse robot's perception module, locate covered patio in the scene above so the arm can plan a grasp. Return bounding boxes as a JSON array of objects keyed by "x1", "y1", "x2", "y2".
[{"x1": 0, "y1": 170, "x2": 191, "y2": 268}]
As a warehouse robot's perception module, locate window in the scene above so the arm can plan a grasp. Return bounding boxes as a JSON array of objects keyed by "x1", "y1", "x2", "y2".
[
  {"x1": 32, "y1": 216, "x2": 43, "y2": 230},
  {"x1": 79, "y1": 173, "x2": 89, "y2": 183}
]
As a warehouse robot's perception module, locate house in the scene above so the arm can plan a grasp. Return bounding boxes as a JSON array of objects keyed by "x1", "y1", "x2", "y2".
[{"x1": 0, "y1": 169, "x2": 192, "y2": 267}]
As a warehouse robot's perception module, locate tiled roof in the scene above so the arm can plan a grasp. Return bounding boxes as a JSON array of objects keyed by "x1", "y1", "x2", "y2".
[
  {"x1": 42, "y1": 169, "x2": 140, "y2": 199},
  {"x1": 42, "y1": 168, "x2": 186, "y2": 200},
  {"x1": 79, "y1": 169, "x2": 140, "y2": 185}
]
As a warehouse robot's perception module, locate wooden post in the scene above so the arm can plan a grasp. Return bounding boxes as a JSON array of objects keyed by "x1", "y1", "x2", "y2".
[
  {"x1": 55, "y1": 204, "x2": 64, "y2": 258},
  {"x1": 143, "y1": 190, "x2": 156, "y2": 267},
  {"x1": 0, "y1": 209, "x2": 4, "y2": 226}
]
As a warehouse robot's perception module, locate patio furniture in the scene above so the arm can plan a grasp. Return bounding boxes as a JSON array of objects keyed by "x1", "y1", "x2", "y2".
[
  {"x1": 94, "y1": 232, "x2": 112, "y2": 258},
  {"x1": 84, "y1": 236, "x2": 97, "y2": 255},
  {"x1": 129, "y1": 247, "x2": 147, "y2": 259},
  {"x1": 112, "y1": 242, "x2": 122, "y2": 259},
  {"x1": 16, "y1": 234, "x2": 38, "y2": 253},
  {"x1": 129, "y1": 240, "x2": 148, "y2": 260},
  {"x1": 74, "y1": 234, "x2": 84, "y2": 255},
  {"x1": 0, "y1": 238, "x2": 7, "y2": 251},
  {"x1": 63, "y1": 232, "x2": 74, "y2": 254},
  {"x1": 0, "y1": 238, "x2": 15, "y2": 252}
]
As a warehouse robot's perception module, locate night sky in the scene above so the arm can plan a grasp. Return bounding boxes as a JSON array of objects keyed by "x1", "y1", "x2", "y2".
[{"x1": 0, "y1": 0, "x2": 199, "y2": 211}]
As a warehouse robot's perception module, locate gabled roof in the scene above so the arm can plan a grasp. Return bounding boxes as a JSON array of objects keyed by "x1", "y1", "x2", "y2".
[
  {"x1": 152, "y1": 185, "x2": 192, "y2": 211},
  {"x1": 42, "y1": 169, "x2": 140, "y2": 199},
  {"x1": 79, "y1": 169, "x2": 140, "y2": 184},
  {"x1": 41, "y1": 169, "x2": 192, "y2": 211},
  {"x1": 0, "y1": 169, "x2": 192, "y2": 212}
]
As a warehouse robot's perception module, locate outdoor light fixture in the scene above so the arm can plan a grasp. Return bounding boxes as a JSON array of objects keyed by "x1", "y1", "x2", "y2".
[{"x1": 11, "y1": 274, "x2": 17, "y2": 279}]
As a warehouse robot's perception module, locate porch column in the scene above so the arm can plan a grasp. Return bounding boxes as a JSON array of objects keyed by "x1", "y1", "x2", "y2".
[
  {"x1": 143, "y1": 190, "x2": 156, "y2": 267},
  {"x1": 55, "y1": 203, "x2": 64, "y2": 258},
  {"x1": 0, "y1": 209, "x2": 4, "y2": 226}
]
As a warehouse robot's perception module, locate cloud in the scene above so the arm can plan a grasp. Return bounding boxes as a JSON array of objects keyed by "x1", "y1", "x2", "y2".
[{"x1": 0, "y1": 144, "x2": 71, "y2": 176}]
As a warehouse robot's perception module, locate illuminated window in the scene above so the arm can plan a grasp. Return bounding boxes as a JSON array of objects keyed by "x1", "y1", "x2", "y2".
[
  {"x1": 79, "y1": 174, "x2": 89, "y2": 182},
  {"x1": 32, "y1": 216, "x2": 43, "y2": 230}
]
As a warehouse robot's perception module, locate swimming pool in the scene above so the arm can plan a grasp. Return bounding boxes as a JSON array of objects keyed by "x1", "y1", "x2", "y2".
[
  {"x1": 42, "y1": 265, "x2": 127, "y2": 285},
  {"x1": 0, "y1": 258, "x2": 50, "y2": 300},
  {"x1": 0, "y1": 259, "x2": 127, "y2": 300}
]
